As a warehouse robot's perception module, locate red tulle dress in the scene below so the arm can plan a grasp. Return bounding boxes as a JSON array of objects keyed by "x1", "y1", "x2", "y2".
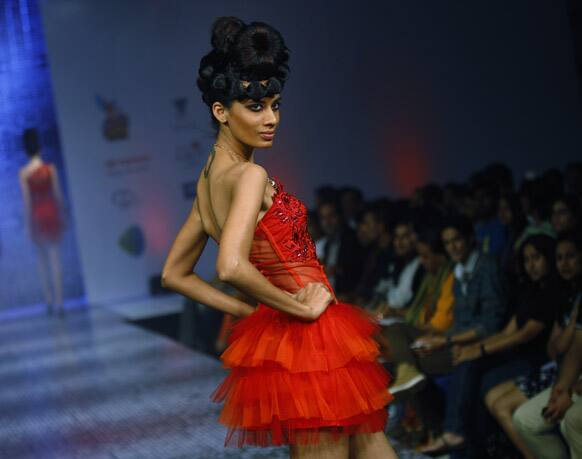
[
  {"x1": 211, "y1": 176, "x2": 393, "y2": 447},
  {"x1": 26, "y1": 163, "x2": 63, "y2": 243}
]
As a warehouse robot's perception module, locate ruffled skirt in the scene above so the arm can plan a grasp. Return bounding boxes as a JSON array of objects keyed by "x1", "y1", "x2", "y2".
[{"x1": 211, "y1": 302, "x2": 393, "y2": 447}]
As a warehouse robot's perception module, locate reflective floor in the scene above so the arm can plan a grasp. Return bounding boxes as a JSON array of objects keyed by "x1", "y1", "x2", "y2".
[{"x1": 0, "y1": 305, "x2": 427, "y2": 459}]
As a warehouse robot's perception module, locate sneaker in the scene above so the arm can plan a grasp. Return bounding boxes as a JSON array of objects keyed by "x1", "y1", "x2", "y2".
[{"x1": 389, "y1": 363, "x2": 426, "y2": 395}]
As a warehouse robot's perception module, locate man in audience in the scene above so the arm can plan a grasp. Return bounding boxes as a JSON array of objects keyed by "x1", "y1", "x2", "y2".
[
  {"x1": 352, "y1": 200, "x2": 394, "y2": 306},
  {"x1": 411, "y1": 216, "x2": 506, "y2": 454},
  {"x1": 471, "y1": 175, "x2": 508, "y2": 257},
  {"x1": 318, "y1": 198, "x2": 364, "y2": 299},
  {"x1": 340, "y1": 186, "x2": 364, "y2": 231},
  {"x1": 374, "y1": 217, "x2": 424, "y2": 315}
]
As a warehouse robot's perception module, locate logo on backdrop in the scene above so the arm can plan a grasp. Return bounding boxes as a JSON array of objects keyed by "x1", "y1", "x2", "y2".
[
  {"x1": 96, "y1": 95, "x2": 129, "y2": 141},
  {"x1": 111, "y1": 188, "x2": 139, "y2": 209},
  {"x1": 105, "y1": 154, "x2": 151, "y2": 176},
  {"x1": 118, "y1": 224, "x2": 145, "y2": 257}
]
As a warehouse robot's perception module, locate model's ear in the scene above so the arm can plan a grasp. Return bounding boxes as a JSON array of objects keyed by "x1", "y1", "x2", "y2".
[{"x1": 212, "y1": 101, "x2": 228, "y2": 125}]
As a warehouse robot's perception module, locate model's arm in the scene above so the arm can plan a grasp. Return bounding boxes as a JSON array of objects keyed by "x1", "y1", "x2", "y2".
[
  {"x1": 49, "y1": 164, "x2": 66, "y2": 212},
  {"x1": 215, "y1": 164, "x2": 331, "y2": 321},
  {"x1": 162, "y1": 196, "x2": 255, "y2": 318},
  {"x1": 18, "y1": 170, "x2": 32, "y2": 238}
]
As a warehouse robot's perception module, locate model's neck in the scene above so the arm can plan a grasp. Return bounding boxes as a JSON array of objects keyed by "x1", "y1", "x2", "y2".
[{"x1": 215, "y1": 131, "x2": 254, "y2": 163}]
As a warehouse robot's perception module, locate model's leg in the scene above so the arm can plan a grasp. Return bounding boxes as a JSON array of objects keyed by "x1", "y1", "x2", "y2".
[
  {"x1": 487, "y1": 383, "x2": 535, "y2": 459},
  {"x1": 513, "y1": 387, "x2": 569, "y2": 459},
  {"x1": 289, "y1": 433, "x2": 349, "y2": 459},
  {"x1": 47, "y1": 243, "x2": 64, "y2": 315},
  {"x1": 35, "y1": 242, "x2": 53, "y2": 311},
  {"x1": 349, "y1": 432, "x2": 398, "y2": 459}
]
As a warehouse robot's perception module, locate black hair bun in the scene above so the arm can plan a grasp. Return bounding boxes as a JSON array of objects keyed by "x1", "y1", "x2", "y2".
[
  {"x1": 197, "y1": 16, "x2": 290, "y2": 112},
  {"x1": 211, "y1": 16, "x2": 246, "y2": 55}
]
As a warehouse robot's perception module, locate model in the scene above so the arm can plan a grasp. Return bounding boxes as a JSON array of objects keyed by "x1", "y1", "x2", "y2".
[
  {"x1": 18, "y1": 128, "x2": 66, "y2": 316},
  {"x1": 162, "y1": 17, "x2": 396, "y2": 458}
]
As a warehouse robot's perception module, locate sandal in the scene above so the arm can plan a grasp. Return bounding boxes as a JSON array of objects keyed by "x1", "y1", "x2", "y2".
[{"x1": 418, "y1": 435, "x2": 466, "y2": 456}]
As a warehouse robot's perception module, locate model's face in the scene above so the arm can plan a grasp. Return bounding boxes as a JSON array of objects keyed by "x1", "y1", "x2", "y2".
[
  {"x1": 216, "y1": 94, "x2": 281, "y2": 147},
  {"x1": 442, "y1": 227, "x2": 471, "y2": 263},
  {"x1": 556, "y1": 241, "x2": 582, "y2": 282},
  {"x1": 393, "y1": 224, "x2": 415, "y2": 258},
  {"x1": 552, "y1": 201, "x2": 575, "y2": 234},
  {"x1": 523, "y1": 244, "x2": 549, "y2": 282}
]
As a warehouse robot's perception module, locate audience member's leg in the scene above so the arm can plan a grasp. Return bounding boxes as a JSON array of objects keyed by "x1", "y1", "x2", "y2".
[
  {"x1": 382, "y1": 323, "x2": 426, "y2": 393},
  {"x1": 560, "y1": 393, "x2": 582, "y2": 459},
  {"x1": 381, "y1": 323, "x2": 423, "y2": 365},
  {"x1": 419, "y1": 361, "x2": 478, "y2": 453},
  {"x1": 417, "y1": 347, "x2": 454, "y2": 375},
  {"x1": 513, "y1": 388, "x2": 569, "y2": 459},
  {"x1": 486, "y1": 382, "x2": 534, "y2": 459}
]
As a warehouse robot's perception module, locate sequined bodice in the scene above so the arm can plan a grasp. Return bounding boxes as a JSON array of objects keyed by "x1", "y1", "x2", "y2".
[{"x1": 250, "y1": 176, "x2": 336, "y2": 298}]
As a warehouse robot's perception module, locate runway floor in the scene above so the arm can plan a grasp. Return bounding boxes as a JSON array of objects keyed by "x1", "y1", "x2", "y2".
[{"x1": 0, "y1": 304, "x2": 429, "y2": 459}]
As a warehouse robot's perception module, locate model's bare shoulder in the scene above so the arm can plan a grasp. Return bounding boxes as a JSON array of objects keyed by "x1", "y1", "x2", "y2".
[{"x1": 227, "y1": 162, "x2": 268, "y2": 191}]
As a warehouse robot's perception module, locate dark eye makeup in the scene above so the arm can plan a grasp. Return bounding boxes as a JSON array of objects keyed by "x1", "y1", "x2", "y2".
[{"x1": 247, "y1": 98, "x2": 282, "y2": 112}]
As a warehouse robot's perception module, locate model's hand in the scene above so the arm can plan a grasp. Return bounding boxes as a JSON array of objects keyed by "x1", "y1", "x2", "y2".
[
  {"x1": 237, "y1": 303, "x2": 256, "y2": 319},
  {"x1": 293, "y1": 282, "x2": 333, "y2": 321}
]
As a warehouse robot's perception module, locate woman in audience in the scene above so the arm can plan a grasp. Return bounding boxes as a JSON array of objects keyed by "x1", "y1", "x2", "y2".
[
  {"x1": 551, "y1": 194, "x2": 581, "y2": 236},
  {"x1": 512, "y1": 232, "x2": 582, "y2": 459},
  {"x1": 451, "y1": 234, "x2": 559, "y2": 458},
  {"x1": 381, "y1": 228, "x2": 454, "y2": 395}
]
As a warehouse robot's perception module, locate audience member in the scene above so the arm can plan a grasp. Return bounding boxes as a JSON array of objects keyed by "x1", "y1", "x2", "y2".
[
  {"x1": 340, "y1": 186, "x2": 364, "y2": 230},
  {"x1": 551, "y1": 194, "x2": 581, "y2": 235},
  {"x1": 381, "y1": 228, "x2": 454, "y2": 395},
  {"x1": 374, "y1": 217, "x2": 424, "y2": 315},
  {"x1": 513, "y1": 232, "x2": 582, "y2": 458},
  {"x1": 352, "y1": 200, "x2": 394, "y2": 306},
  {"x1": 317, "y1": 198, "x2": 364, "y2": 299},
  {"x1": 450, "y1": 235, "x2": 558, "y2": 458},
  {"x1": 414, "y1": 216, "x2": 506, "y2": 454}
]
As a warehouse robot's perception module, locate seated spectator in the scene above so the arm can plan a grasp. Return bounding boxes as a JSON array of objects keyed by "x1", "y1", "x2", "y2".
[
  {"x1": 340, "y1": 186, "x2": 364, "y2": 231},
  {"x1": 381, "y1": 228, "x2": 454, "y2": 395},
  {"x1": 551, "y1": 194, "x2": 581, "y2": 236},
  {"x1": 351, "y1": 200, "x2": 394, "y2": 306},
  {"x1": 373, "y1": 217, "x2": 424, "y2": 314},
  {"x1": 472, "y1": 176, "x2": 508, "y2": 257},
  {"x1": 449, "y1": 234, "x2": 558, "y2": 458},
  {"x1": 512, "y1": 232, "x2": 582, "y2": 459},
  {"x1": 410, "y1": 216, "x2": 506, "y2": 454},
  {"x1": 498, "y1": 192, "x2": 528, "y2": 318},
  {"x1": 317, "y1": 198, "x2": 364, "y2": 299},
  {"x1": 515, "y1": 177, "x2": 556, "y2": 248}
]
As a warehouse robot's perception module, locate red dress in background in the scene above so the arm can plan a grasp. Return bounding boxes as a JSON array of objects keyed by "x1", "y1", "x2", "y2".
[
  {"x1": 211, "y1": 176, "x2": 393, "y2": 447},
  {"x1": 26, "y1": 164, "x2": 63, "y2": 243}
]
